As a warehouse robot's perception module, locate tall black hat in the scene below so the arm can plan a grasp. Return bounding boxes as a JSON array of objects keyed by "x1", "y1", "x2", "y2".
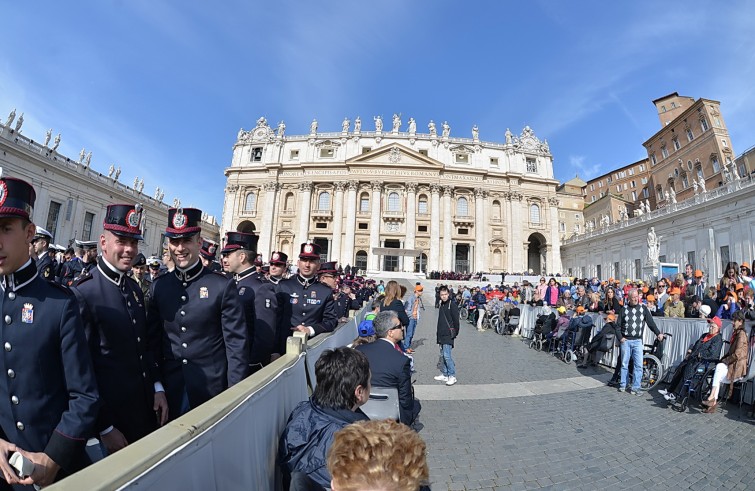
[
  {"x1": 104, "y1": 203, "x2": 144, "y2": 240},
  {"x1": 165, "y1": 208, "x2": 202, "y2": 238}
]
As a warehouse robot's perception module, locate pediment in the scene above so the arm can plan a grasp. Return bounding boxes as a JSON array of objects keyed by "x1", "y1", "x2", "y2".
[{"x1": 346, "y1": 143, "x2": 444, "y2": 168}]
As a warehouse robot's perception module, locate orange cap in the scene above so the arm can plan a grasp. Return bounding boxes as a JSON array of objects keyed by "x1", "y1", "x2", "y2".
[
  {"x1": 694, "y1": 269, "x2": 703, "y2": 277},
  {"x1": 735, "y1": 283, "x2": 744, "y2": 291},
  {"x1": 576, "y1": 306, "x2": 586, "y2": 314},
  {"x1": 606, "y1": 313, "x2": 616, "y2": 322},
  {"x1": 646, "y1": 294, "x2": 655, "y2": 302}
]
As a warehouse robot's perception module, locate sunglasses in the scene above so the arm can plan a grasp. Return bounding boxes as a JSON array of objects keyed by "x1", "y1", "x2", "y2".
[{"x1": 390, "y1": 323, "x2": 403, "y2": 330}]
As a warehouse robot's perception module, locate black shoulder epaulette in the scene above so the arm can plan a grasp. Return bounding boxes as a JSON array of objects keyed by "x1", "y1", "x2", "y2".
[
  {"x1": 48, "y1": 280, "x2": 76, "y2": 296},
  {"x1": 72, "y1": 272, "x2": 94, "y2": 287}
]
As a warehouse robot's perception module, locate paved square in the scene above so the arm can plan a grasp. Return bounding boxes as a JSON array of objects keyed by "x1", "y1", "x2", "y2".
[{"x1": 406, "y1": 291, "x2": 755, "y2": 490}]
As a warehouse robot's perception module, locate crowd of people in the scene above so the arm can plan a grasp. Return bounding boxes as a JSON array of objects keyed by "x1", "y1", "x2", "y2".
[{"x1": 1, "y1": 172, "x2": 436, "y2": 490}]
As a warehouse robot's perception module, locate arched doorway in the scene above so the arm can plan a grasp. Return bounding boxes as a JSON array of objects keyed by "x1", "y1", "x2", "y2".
[
  {"x1": 527, "y1": 233, "x2": 546, "y2": 275},
  {"x1": 237, "y1": 220, "x2": 256, "y2": 233},
  {"x1": 455, "y1": 244, "x2": 470, "y2": 273},
  {"x1": 355, "y1": 250, "x2": 368, "y2": 272}
]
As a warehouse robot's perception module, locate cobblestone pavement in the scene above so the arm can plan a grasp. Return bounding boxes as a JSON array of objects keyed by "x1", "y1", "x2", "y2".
[{"x1": 405, "y1": 292, "x2": 755, "y2": 491}]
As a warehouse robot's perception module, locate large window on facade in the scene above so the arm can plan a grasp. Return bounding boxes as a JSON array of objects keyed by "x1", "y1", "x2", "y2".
[
  {"x1": 686, "y1": 128, "x2": 694, "y2": 142},
  {"x1": 284, "y1": 192, "x2": 294, "y2": 211},
  {"x1": 492, "y1": 200, "x2": 501, "y2": 220},
  {"x1": 526, "y1": 158, "x2": 538, "y2": 173},
  {"x1": 711, "y1": 155, "x2": 720, "y2": 173},
  {"x1": 661, "y1": 146, "x2": 669, "y2": 159},
  {"x1": 82, "y1": 212, "x2": 95, "y2": 241},
  {"x1": 700, "y1": 118, "x2": 709, "y2": 132},
  {"x1": 696, "y1": 165, "x2": 704, "y2": 181},
  {"x1": 244, "y1": 192, "x2": 256, "y2": 211},
  {"x1": 355, "y1": 250, "x2": 368, "y2": 270},
  {"x1": 359, "y1": 193, "x2": 369, "y2": 212},
  {"x1": 418, "y1": 195, "x2": 428, "y2": 214},
  {"x1": 317, "y1": 191, "x2": 331, "y2": 210},
  {"x1": 529, "y1": 204, "x2": 540, "y2": 224},
  {"x1": 46, "y1": 201, "x2": 62, "y2": 241},
  {"x1": 387, "y1": 192, "x2": 400, "y2": 212},
  {"x1": 456, "y1": 197, "x2": 469, "y2": 216},
  {"x1": 251, "y1": 147, "x2": 263, "y2": 162}
]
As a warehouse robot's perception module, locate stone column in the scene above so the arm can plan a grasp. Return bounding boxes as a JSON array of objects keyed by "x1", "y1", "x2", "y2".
[
  {"x1": 220, "y1": 184, "x2": 239, "y2": 239},
  {"x1": 442, "y1": 186, "x2": 453, "y2": 271},
  {"x1": 258, "y1": 182, "x2": 279, "y2": 260},
  {"x1": 474, "y1": 188, "x2": 486, "y2": 272},
  {"x1": 403, "y1": 182, "x2": 418, "y2": 272},
  {"x1": 548, "y1": 197, "x2": 562, "y2": 274},
  {"x1": 342, "y1": 181, "x2": 358, "y2": 267},
  {"x1": 368, "y1": 181, "x2": 382, "y2": 271},
  {"x1": 510, "y1": 192, "x2": 523, "y2": 272},
  {"x1": 330, "y1": 181, "x2": 346, "y2": 263},
  {"x1": 429, "y1": 184, "x2": 441, "y2": 272},
  {"x1": 296, "y1": 181, "x2": 313, "y2": 246}
]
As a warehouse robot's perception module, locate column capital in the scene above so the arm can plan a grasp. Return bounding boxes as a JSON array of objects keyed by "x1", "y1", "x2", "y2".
[
  {"x1": 263, "y1": 181, "x2": 279, "y2": 192},
  {"x1": 334, "y1": 181, "x2": 347, "y2": 191},
  {"x1": 370, "y1": 180, "x2": 383, "y2": 191},
  {"x1": 406, "y1": 182, "x2": 418, "y2": 193},
  {"x1": 442, "y1": 185, "x2": 454, "y2": 197},
  {"x1": 225, "y1": 184, "x2": 239, "y2": 193},
  {"x1": 298, "y1": 181, "x2": 313, "y2": 192},
  {"x1": 474, "y1": 187, "x2": 486, "y2": 199},
  {"x1": 347, "y1": 180, "x2": 359, "y2": 191},
  {"x1": 430, "y1": 183, "x2": 442, "y2": 194},
  {"x1": 548, "y1": 196, "x2": 559, "y2": 206}
]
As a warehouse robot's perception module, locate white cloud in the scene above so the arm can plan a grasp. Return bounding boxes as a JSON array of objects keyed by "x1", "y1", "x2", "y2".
[{"x1": 569, "y1": 155, "x2": 602, "y2": 180}]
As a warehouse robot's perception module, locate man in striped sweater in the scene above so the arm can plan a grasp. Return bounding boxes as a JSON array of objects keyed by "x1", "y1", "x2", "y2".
[{"x1": 618, "y1": 288, "x2": 665, "y2": 394}]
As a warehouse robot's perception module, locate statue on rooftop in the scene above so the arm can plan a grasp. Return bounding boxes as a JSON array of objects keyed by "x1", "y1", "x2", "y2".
[
  {"x1": 14, "y1": 113, "x2": 23, "y2": 132},
  {"x1": 114, "y1": 166, "x2": 121, "y2": 180},
  {"x1": 341, "y1": 117, "x2": 349, "y2": 133},
  {"x1": 44, "y1": 129, "x2": 52, "y2": 147},
  {"x1": 354, "y1": 116, "x2": 361, "y2": 133},
  {"x1": 472, "y1": 125, "x2": 479, "y2": 140},
  {"x1": 441, "y1": 121, "x2": 450, "y2": 138},
  {"x1": 309, "y1": 119, "x2": 318, "y2": 134},
  {"x1": 408, "y1": 117, "x2": 416, "y2": 134},
  {"x1": 392, "y1": 113, "x2": 401, "y2": 132},
  {"x1": 428, "y1": 120, "x2": 437, "y2": 137},
  {"x1": 5, "y1": 108, "x2": 15, "y2": 128},
  {"x1": 277, "y1": 120, "x2": 286, "y2": 138},
  {"x1": 374, "y1": 115, "x2": 383, "y2": 132}
]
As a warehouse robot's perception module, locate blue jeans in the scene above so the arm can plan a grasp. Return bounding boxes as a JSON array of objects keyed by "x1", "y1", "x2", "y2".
[
  {"x1": 620, "y1": 338, "x2": 643, "y2": 391},
  {"x1": 440, "y1": 344, "x2": 456, "y2": 377},
  {"x1": 403, "y1": 318, "x2": 418, "y2": 350}
]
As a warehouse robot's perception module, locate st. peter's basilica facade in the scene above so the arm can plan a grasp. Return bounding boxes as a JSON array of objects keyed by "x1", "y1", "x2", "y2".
[{"x1": 222, "y1": 115, "x2": 562, "y2": 274}]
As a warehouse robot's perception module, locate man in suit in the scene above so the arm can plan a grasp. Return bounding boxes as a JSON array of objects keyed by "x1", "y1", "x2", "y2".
[
  {"x1": 71, "y1": 204, "x2": 169, "y2": 455},
  {"x1": 147, "y1": 208, "x2": 250, "y2": 420},
  {"x1": 355, "y1": 310, "x2": 416, "y2": 426},
  {"x1": 0, "y1": 174, "x2": 99, "y2": 487}
]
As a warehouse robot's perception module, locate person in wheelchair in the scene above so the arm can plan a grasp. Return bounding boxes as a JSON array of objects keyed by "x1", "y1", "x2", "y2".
[
  {"x1": 659, "y1": 316, "x2": 723, "y2": 403},
  {"x1": 701, "y1": 310, "x2": 749, "y2": 413},
  {"x1": 578, "y1": 313, "x2": 619, "y2": 368}
]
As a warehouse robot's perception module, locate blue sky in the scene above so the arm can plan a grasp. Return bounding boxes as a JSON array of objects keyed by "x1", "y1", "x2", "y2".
[{"x1": 2, "y1": 1, "x2": 754, "y2": 218}]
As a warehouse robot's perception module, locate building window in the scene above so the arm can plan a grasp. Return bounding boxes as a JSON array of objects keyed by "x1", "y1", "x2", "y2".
[
  {"x1": 687, "y1": 160, "x2": 693, "y2": 171},
  {"x1": 244, "y1": 192, "x2": 257, "y2": 211},
  {"x1": 455, "y1": 153, "x2": 469, "y2": 164},
  {"x1": 630, "y1": 180, "x2": 636, "y2": 188},
  {"x1": 642, "y1": 187, "x2": 649, "y2": 198},
  {"x1": 639, "y1": 163, "x2": 646, "y2": 171},
  {"x1": 720, "y1": 245, "x2": 730, "y2": 271},
  {"x1": 631, "y1": 190, "x2": 637, "y2": 200},
  {"x1": 355, "y1": 250, "x2": 368, "y2": 270},
  {"x1": 290, "y1": 150, "x2": 299, "y2": 160},
  {"x1": 607, "y1": 175, "x2": 612, "y2": 183},
  {"x1": 686, "y1": 128, "x2": 694, "y2": 142},
  {"x1": 530, "y1": 203, "x2": 540, "y2": 224},
  {"x1": 673, "y1": 168, "x2": 680, "y2": 178},
  {"x1": 672, "y1": 138, "x2": 681, "y2": 151},
  {"x1": 598, "y1": 181, "x2": 603, "y2": 188},
  {"x1": 490, "y1": 157, "x2": 498, "y2": 166},
  {"x1": 687, "y1": 251, "x2": 696, "y2": 270},
  {"x1": 418, "y1": 149, "x2": 428, "y2": 156},
  {"x1": 251, "y1": 147, "x2": 263, "y2": 162},
  {"x1": 721, "y1": 139, "x2": 728, "y2": 148},
  {"x1": 492, "y1": 200, "x2": 501, "y2": 220},
  {"x1": 319, "y1": 148, "x2": 335, "y2": 158},
  {"x1": 317, "y1": 191, "x2": 331, "y2": 210},
  {"x1": 358, "y1": 222, "x2": 368, "y2": 230},
  {"x1": 670, "y1": 102, "x2": 677, "y2": 109},
  {"x1": 284, "y1": 192, "x2": 295, "y2": 211},
  {"x1": 559, "y1": 222, "x2": 565, "y2": 232},
  {"x1": 591, "y1": 196, "x2": 596, "y2": 203},
  {"x1": 456, "y1": 197, "x2": 469, "y2": 216},
  {"x1": 711, "y1": 155, "x2": 720, "y2": 173},
  {"x1": 418, "y1": 225, "x2": 428, "y2": 232},
  {"x1": 458, "y1": 228, "x2": 468, "y2": 235},
  {"x1": 46, "y1": 201, "x2": 62, "y2": 241},
  {"x1": 315, "y1": 222, "x2": 327, "y2": 229},
  {"x1": 661, "y1": 105, "x2": 667, "y2": 112},
  {"x1": 628, "y1": 168, "x2": 634, "y2": 176},
  {"x1": 656, "y1": 185, "x2": 663, "y2": 201},
  {"x1": 362, "y1": 147, "x2": 372, "y2": 154},
  {"x1": 387, "y1": 192, "x2": 400, "y2": 212},
  {"x1": 714, "y1": 117, "x2": 721, "y2": 128},
  {"x1": 739, "y1": 162, "x2": 747, "y2": 179},
  {"x1": 700, "y1": 118, "x2": 709, "y2": 132},
  {"x1": 359, "y1": 193, "x2": 369, "y2": 212},
  {"x1": 696, "y1": 165, "x2": 704, "y2": 181},
  {"x1": 418, "y1": 195, "x2": 428, "y2": 214},
  {"x1": 661, "y1": 146, "x2": 669, "y2": 159},
  {"x1": 82, "y1": 212, "x2": 95, "y2": 241},
  {"x1": 526, "y1": 158, "x2": 537, "y2": 173},
  {"x1": 681, "y1": 173, "x2": 689, "y2": 188}
]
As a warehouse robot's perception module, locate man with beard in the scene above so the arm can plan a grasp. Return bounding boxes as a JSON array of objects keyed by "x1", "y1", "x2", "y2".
[
  {"x1": 71, "y1": 204, "x2": 169, "y2": 455},
  {"x1": 275, "y1": 241, "x2": 338, "y2": 354},
  {"x1": 147, "y1": 208, "x2": 249, "y2": 419}
]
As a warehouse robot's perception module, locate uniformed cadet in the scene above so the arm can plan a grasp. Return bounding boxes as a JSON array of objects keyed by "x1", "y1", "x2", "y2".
[
  {"x1": 30, "y1": 226, "x2": 55, "y2": 280},
  {"x1": 335, "y1": 282, "x2": 362, "y2": 321},
  {"x1": 199, "y1": 238, "x2": 222, "y2": 273},
  {"x1": 268, "y1": 251, "x2": 289, "y2": 285},
  {"x1": 54, "y1": 247, "x2": 74, "y2": 284},
  {"x1": 131, "y1": 252, "x2": 151, "y2": 308},
  {"x1": 71, "y1": 204, "x2": 169, "y2": 456},
  {"x1": 252, "y1": 254, "x2": 265, "y2": 281},
  {"x1": 147, "y1": 208, "x2": 250, "y2": 420},
  {"x1": 222, "y1": 232, "x2": 277, "y2": 371},
  {"x1": 0, "y1": 174, "x2": 98, "y2": 487},
  {"x1": 275, "y1": 241, "x2": 338, "y2": 354}
]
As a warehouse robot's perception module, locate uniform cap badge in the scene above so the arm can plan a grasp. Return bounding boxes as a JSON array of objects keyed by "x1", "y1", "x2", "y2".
[
  {"x1": 304, "y1": 244, "x2": 313, "y2": 254},
  {"x1": 21, "y1": 303, "x2": 33, "y2": 324},
  {"x1": 0, "y1": 180, "x2": 7, "y2": 207},
  {"x1": 172, "y1": 208, "x2": 187, "y2": 230}
]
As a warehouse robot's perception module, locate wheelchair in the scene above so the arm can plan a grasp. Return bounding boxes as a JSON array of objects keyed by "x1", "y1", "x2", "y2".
[
  {"x1": 640, "y1": 333, "x2": 672, "y2": 390},
  {"x1": 502, "y1": 307, "x2": 521, "y2": 335},
  {"x1": 670, "y1": 359, "x2": 717, "y2": 413}
]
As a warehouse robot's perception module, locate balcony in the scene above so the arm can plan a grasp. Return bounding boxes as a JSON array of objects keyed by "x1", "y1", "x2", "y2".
[
  {"x1": 453, "y1": 214, "x2": 475, "y2": 226},
  {"x1": 383, "y1": 210, "x2": 405, "y2": 221},
  {"x1": 311, "y1": 209, "x2": 333, "y2": 221},
  {"x1": 356, "y1": 210, "x2": 370, "y2": 218},
  {"x1": 239, "y1": 209, "x2": 257, "y2": 218},
  {"x1": 279, "y1": 209, "x2": 295, "y2": 217},
  {"x1": 489, "y1": 217, "x2": 502, "y2": 224}
]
